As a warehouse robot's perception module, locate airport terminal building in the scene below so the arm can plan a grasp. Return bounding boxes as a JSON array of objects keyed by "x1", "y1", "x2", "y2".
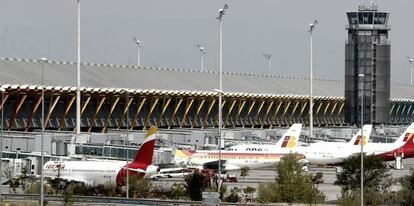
[{"x1": 0, "y1": 57, "x2": 413, "y2": 132}]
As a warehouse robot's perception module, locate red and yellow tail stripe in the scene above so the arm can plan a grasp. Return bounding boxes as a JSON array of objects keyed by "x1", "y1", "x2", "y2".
[{"x1": 281, "y1": 136, "x2": 297, "y2": 148}]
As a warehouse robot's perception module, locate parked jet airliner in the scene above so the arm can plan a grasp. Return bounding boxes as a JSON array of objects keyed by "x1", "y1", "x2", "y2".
[
  {"x1": 299, "y1": 123, "x2": 414, "y2": 165},
  {"x1": 309, "y1": 125, "x2": 373, "y2": 149},
  {"x1": 174, "y1": 124, "x2": 302, "y2": 171},
  {"x1": 43, "y1": 126, "x2": 158, "y2": 186},
  {"x1": 224, "y1": 124, "x2": 372, "y2": 166},
  {"x1": 296, "y1": 125, "x2": 372, "y2": 165}
]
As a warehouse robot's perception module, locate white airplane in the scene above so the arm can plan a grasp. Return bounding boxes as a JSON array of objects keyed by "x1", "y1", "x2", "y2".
[
  {"x1": 299, "y1": 123, "x2": 414, "y2": 166},
  {"x1": 296, "y1": 125, "x2": 373, "y2": 165},
  {"x1": 174, "y1": 124, "x2": 302, "y2": 171},
  {"x1": 309, "y1": 124, "x2": 373, "y2": 149},
  {"x1": 365, "y1": 123, "x2": 414, "y2": 161},
  {"x1": 43, "y1": 126, "x2": 159, "y2": 186},
  {"x1": 227, "y1": 123, "x2": 303, "y2": 153},
  {"x1": 152, "y1": 166, "x2": 204, "y2": 179}
]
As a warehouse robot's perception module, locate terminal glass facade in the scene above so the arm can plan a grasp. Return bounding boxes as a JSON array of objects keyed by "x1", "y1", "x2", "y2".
[{"x1": 75, "y1": 144, "x2": 138, "y2": 160}]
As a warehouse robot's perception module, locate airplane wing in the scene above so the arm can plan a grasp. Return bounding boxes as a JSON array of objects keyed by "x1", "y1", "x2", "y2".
[
  {"x1": 44, "y1": 175, "x2": 92, "y2": 185},
  {"x1": 121, "y1": 167, "x2": 146, "y2": 173},
  {"x1": 202, "y1": 160, "x2": 227, "y2": 171},
  {"x1": 158, "y1": 167, "x2": 185, "y2": 173},
  {"x1": 59, "y1": 176, "x2": 89, "y2": 184},
  {"x1": 151, "y1": 172, "x2": 193, "y2": 179}
]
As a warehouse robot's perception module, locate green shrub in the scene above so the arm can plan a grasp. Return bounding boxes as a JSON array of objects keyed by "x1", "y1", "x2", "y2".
[
  {"x1": 399, "y1": 169, "x2": 414, "y2": 206},
  {"x1": 129, "y1": 175, "x2": 152, "y2": 198},
  {"x1": 224, "y1": 188, "x2": 240, "y2": 203},
  {"x1": 257, "y1": 182, "x2": 279, "y2": 203},
  {"x1": 185, "y1": 172, "x2": 206, "y2": 201},
  {"x1": 256, "y1": 154, "x2": 325, "y2": 204},
  {"x1": 167, "y1": 183, "x2": 188, "y2": 199}
]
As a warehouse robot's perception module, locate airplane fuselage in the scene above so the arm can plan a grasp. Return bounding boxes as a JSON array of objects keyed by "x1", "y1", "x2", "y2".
[
  {"x1": 175, "y1": 149, "x2": 296, "y2": 171},
  {"x1": 297, "y1": 138, "x2": 414, "y2": 165},
  {"x1": 44, "y1": 160, "x2": 158, "y2": 186}
]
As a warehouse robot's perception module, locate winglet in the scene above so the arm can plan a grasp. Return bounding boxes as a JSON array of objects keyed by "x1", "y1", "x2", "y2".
[
  {"x1": 131, "y1": 126, "x2": 158, "y2": 165},
  {"x1": 276, "y1": 124, "x2": 302, "y2": 148},
  {"x1": 350, "y1": 125, "x2": 373, "y2": 146}
]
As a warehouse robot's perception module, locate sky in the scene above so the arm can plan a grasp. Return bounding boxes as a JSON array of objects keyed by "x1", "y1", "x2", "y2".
[{"x1": 0, "y1": 0, "x2": 413, "y2": 83}]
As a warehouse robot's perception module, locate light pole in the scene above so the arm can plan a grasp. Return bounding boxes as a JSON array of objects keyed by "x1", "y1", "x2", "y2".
[
  {"x1": 76, "y1": 0, "x2": 81, "y2": 140},
  {"x1": 263, "y1": 53, "x2": 272, "y2": 74},
  {"x1": 308, "y1": 19, "x2": 318, "y2": 145},
  {"x1": 133, "y1": 37, "x2": 142, "y2": 67},
  {"x1": 407, "y1": 56, "x2": 413, "y2": 85},
  {"x1": 197, "y1": 44, "x2": 206, "y2": 72},
  {"x1": 216, "y1": 3, "x2": 228, "y2": 192},
  {"x1": 0, "y1": 85, "x2": 5, "y2": 201},
  {"x1": 40, "y1": 57, "x2": 47, "y2": 206},
  {"x1": 359, "y1": 73, "x2": 365, "y2": 206},
  {"x1": 121, "y1": 89, "x2": 130, "y2": 198}
]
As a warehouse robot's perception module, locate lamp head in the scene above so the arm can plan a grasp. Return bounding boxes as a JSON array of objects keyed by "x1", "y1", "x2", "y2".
[
  {"x1": 133, "y1": 37, "x2": 141, "y2": 45},
  {"x1": 217, "y1": 4, "x2": 229, "y2": 19},
  {"x1": 197, "y1": 44, "x2": 206, "y2": 54},
  {"x1": 219, "y1": 8, "x2": 225, "y2": 17},
  {"x1": 40, "y1": 57, "x2": 48, "y2": 62},
  {"x1": 263, "y1": 53, "x2": 271, "y2": 59},
  {"x1": 224, "y1": 4, "x2": 229, "y2": 9},
  {"x1": 308, "y1": 19, "x2": 318, "y2": 32}
]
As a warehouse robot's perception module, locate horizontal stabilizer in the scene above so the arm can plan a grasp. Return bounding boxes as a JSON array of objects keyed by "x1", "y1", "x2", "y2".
[{"x1": 121, "y1": 167, "x2": 146, "y2": 173}]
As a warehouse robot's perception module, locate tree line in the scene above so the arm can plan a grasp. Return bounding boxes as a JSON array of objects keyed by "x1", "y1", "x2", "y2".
[{"x1": 5, "y1": 153, "x2": 414, "y2": 205}]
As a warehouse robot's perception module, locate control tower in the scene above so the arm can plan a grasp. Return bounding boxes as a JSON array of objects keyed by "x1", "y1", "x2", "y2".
[{"x1": 344, "y1": 5, "x2": 390, "y2": 125}]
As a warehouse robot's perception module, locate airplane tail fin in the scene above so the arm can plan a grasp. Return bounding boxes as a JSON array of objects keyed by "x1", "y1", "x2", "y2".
[
  {"x1": 395, "y1": 123, "x2": 414, "y2": 145},
  {"x1": 275, "y1": 124, "x2": 302, "y2": 148},
  {"x1": 174, "y1": 149, "x2": 194, "y2": 158},
  {"x1": 350, "y1": 125, "x2": 372, "y2": 146},
  {"x1": 131, "y1": 126, "x2": 158, "y2": 165}
]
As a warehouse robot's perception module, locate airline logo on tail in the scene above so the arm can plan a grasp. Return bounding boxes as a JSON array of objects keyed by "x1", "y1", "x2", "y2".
[
  {"x1": 116, "y1": 126, "x2": 158, "y2": 186},
  {"x1": 396, "y1": 123, "x2": 414, "y2": 144},
  {"x1": 353, "y1": 135, "x2": 366, "y2": 145},
  {"x1": 281, "y1": 136, "x2": 297, "y2": 148},
  {"x1": 276, "y1": 124, "x2": 302, "y2": 148},
  {"x1": 175, "y1": 149, "x2": 194, "y2": 158},
  {"x1": 351, "y1": 125, "x2": 372, "y2": 146},
  {"x1": 403, "y1": 132, "x2": 414, "y2": 142},
  {"x1": 132, "y1": 126, "x2": 158, "y2": 165}
]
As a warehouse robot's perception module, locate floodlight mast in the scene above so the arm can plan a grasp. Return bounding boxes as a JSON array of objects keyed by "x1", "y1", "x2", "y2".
[
  {"x1": 407, "y1": 56, "x2": 413, "y2": 85},
  {"x1": 216, "y1": 3, "x2": 229, "y2": 193},
  {"x1": 308, "y1": 19, "x2": 318, "y2": 146},
  {"x1": 40, "y1": 57, "x2": 48, "y2": 206},
  {"x1": 263, "y1": 53, "x2": 272, "y2": 74},
  {"x1": 0, "y1": 85, "x2": 4, "y2": 202},
  {"x1": 197, "y1": 44, "x2": 206, "y2": 72},
  {"x1": 359, "y1": 73, "x2": 365, "y2": 206},
  {"x1": 133, "y1": 37, "x2": 142, "y2": 67},
  {"x1": 76, "y1": 0, "x2": 81, "y2": 142}
]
